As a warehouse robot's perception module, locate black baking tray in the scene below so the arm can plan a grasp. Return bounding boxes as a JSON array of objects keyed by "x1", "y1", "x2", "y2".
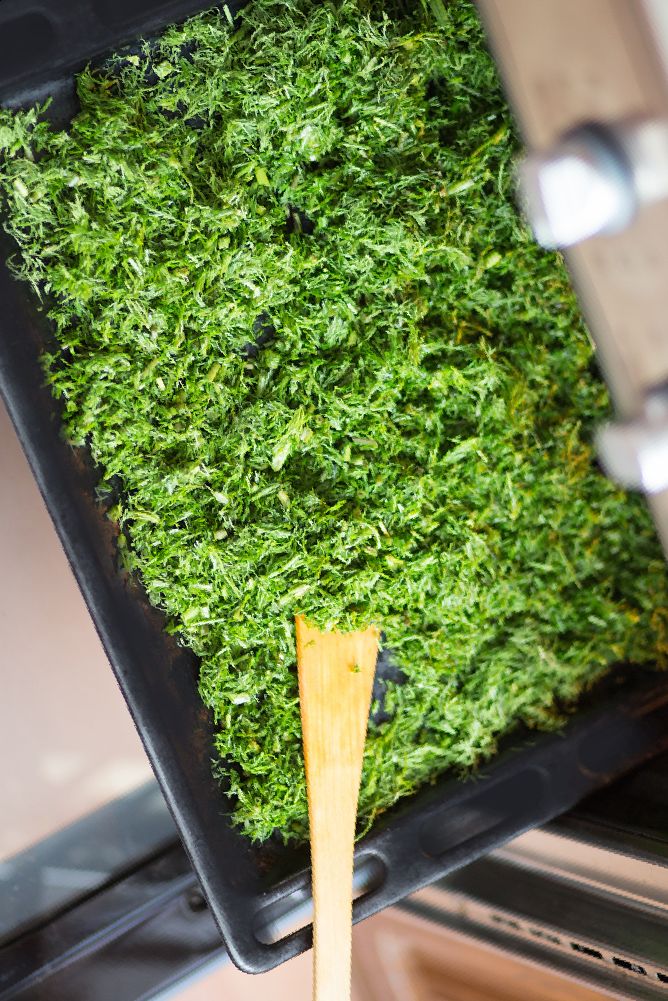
[{"x1": 3, "y1": 0, "x2": 668, "y2": 975}]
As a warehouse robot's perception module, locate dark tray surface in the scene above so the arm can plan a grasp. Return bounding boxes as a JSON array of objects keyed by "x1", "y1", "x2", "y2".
[{"x1": 2, "y1": 0, "x2": 668, "y2": 973}]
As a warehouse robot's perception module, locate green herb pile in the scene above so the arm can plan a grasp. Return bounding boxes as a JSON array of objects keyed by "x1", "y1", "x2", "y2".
[{"x1": 1, "y1": 0, "x2": 667, "y2": 842}]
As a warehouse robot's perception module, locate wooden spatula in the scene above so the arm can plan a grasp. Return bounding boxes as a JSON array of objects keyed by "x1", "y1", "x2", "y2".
[{"x1": 296, "y1": 614, "x2": 379, "y2": 1001}]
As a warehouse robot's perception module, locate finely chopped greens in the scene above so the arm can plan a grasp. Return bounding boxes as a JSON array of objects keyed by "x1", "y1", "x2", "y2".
[{"x1": 1, "y1": 0, "x2": 668, "y2": 843}]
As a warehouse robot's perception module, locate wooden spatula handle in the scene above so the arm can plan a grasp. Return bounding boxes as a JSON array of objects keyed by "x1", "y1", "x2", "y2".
[{"x1": 296, "y1": 615, "x2": 379, "y2": 1001}]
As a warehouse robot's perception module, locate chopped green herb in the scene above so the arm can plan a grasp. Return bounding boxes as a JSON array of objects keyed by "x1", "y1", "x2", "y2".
[{"x1": 1, "y1": 0, "x2": 667, "y2": 843}]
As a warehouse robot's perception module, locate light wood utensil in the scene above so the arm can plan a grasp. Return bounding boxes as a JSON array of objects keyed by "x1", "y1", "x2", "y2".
[{"x1": 296, "y1": 614, "x2": 379, "y2": 1001}]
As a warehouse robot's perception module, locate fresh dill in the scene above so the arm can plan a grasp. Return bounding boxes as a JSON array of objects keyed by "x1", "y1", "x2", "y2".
[{"x1": 1, "y1": 0, "x2": 667, "y2": 843}]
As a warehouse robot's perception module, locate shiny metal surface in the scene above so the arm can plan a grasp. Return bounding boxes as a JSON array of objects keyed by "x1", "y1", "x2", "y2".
[
  {"x1": 0, "y1": 780, "x2": 176, "y2": 945},
  {"x1": 518, "y1": 125, "x2": 636, "y2": 249},
  {"x1": 498, "y1": 828, "x2": 668, "y2": 911},
  {"x1": 406, "y1": 802, "x2": 668, "y2": 1000},
  {"x1": 519, "y1": 118, "x2": 668, "y2": 249},
  {"x1": 596, "y1": 385, "x2": 668, "y2": 492},
  {"x1": 0, "y1": 843, "x2": 225, "y2": 1001}
]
